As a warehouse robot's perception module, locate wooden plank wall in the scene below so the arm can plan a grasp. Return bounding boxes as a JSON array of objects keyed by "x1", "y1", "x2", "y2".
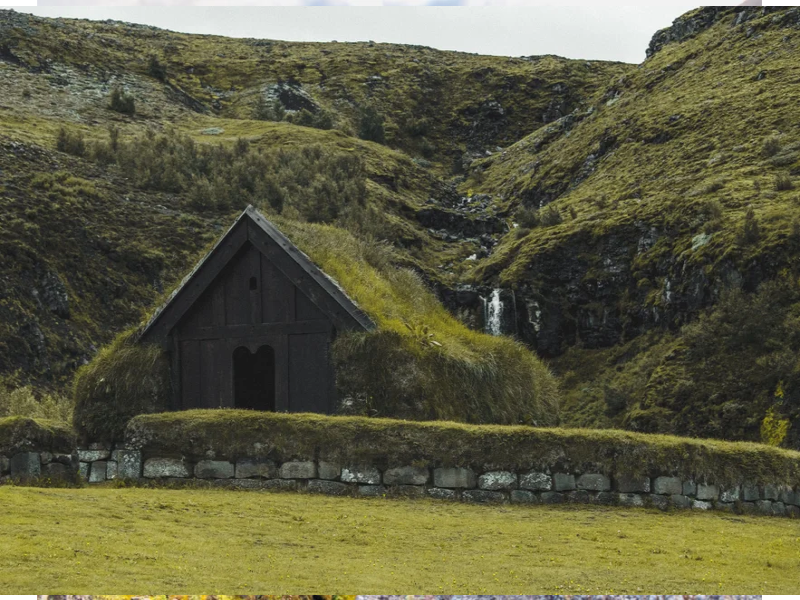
[{"x1": 176, "y1": 243, "x2": 335, "y2": 412}]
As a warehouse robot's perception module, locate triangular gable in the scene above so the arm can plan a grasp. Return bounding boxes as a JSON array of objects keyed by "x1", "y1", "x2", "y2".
[{"x1": 139, "y1": 206, "x2": 375, "y2": 344}]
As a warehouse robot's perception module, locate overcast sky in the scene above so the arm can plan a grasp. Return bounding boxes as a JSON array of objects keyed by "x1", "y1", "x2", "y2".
[{"x1": 4, "y1": 3, "x2": 740, "y2": 63}]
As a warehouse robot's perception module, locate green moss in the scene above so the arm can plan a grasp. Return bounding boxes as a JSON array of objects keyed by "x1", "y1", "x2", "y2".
[
  {"x1": 128, "y1": 409, "x2": 800, "y2": 487},
  {"x1": 72, "y1": 328, "x2": 171, "y2": 443},
  {"x1": 0, "y1": 415, "x2": 75, "y2": 455}
]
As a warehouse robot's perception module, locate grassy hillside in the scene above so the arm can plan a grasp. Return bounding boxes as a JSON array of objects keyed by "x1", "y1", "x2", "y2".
[
  {"x1": 3, "y1": 7, "x2": 800, "y2": 447},
  {"x1": 0, "y1": 9, "x2": 629, "y2": 171},
  {"x1": 1, "y1": 486, "x2": 798, "y2": 592}
]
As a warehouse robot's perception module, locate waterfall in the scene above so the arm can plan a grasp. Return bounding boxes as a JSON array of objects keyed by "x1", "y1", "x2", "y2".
[{"x1": 485, "y1": 288, "x2": 503, "y2": 335}]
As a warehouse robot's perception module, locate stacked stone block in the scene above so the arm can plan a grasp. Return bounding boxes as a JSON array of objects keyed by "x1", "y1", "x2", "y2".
[{"x1": 0, "y1": 450, "x2": 77, "y2": 483}]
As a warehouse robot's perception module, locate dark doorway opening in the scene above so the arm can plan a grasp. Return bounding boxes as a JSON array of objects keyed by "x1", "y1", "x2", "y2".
[{"x1": 233, "y1": 345, "x2": 275, "y2": 411}]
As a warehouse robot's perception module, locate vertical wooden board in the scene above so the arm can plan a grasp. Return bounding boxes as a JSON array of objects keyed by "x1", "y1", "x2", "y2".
[
  {"x1": 170, "y1": 333, "x2": 182, "y2": 411},
  {"x1": 288, "y1": 332, "x2": 331, "y2": 413},
  {"x1": 219, "y1": 339, "x2": 233, "y2": 408},
  {"x1": 200, "y1": 339, "x2": 220, "y2": 408},
  {"x1": 275, "y1": 334, "x2": 290, "y2": 411},
  {"x1": 181, "y1": 340, "x2": 201, "y2": 409},
  {"x1": 212, "y1": 283, "x2": 226, "y2": 327},
  {"x1": 260, "y1": 257, "x2": 295, "y2": 323},
  {"x1": 224, "y1": 244, "x2": 258, "y2": 326},
  {"x1": 180, "y1": 288, "x2": 214, "y2": 334}
]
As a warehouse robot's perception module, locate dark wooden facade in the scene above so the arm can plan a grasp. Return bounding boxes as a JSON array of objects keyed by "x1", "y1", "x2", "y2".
[{"x1": 139, "y1": 206, "x2": 374, "y2": 414}]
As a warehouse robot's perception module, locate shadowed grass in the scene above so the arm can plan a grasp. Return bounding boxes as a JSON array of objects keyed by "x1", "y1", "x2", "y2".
[{"x1": 0, "y1": 486, "x2": 797, "y2": 593}]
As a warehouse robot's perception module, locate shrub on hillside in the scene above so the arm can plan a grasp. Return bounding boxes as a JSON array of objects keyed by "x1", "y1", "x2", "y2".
[
  {"x1": 252, "y1": 95, "x2": 285, "y2": 122},
  {"x1": 515, "y1": 205, "x2": 540, "y2": 229},
  {"x1": 289, "y1": 108, "x2": 335, "y2": 130},
  {"x1": 775, "y1": 172, "x2": 794, "y2": 191},
  {"x1": 64, "y1": 128, "x2": 367, "y2": 224},
  {"x1": 55, "y1": 127, "x2": 86, "y2": 157},
  {"x1": 147, "y1": 55, "x2": 167, "y2": 81},
  {"x1": 539, "y1": 205, "x2": 563, "y2": 227},
  {"x1": 762, "y1": 135, "x2": 782, "y2": 158},
  {"x1": 108, "y1": 87, "x2": 135, "y2": 115},
  {"x1": 358, "y1": 105, "x2": 385, "y2": 144},
  {"x1": 0, "y1": 379, "x2": 73, "y2": 426},
  {"x1": 740, "y1": 207, "x2": 760, "y2": 244}
]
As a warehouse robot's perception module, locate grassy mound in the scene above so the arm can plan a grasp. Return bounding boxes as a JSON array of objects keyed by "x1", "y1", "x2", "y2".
[
  {"x1": 0, "y1": 416, "x2": 75, "y2": 456},
  {"x1": 127, "y1": 409, "x2": 800, "y2": 487},
  {"x1": 72, "y1": 329, "x2": 170, "y2": 444}
]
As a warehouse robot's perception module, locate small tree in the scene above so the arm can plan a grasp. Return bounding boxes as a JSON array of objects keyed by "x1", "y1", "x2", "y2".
[{"x1": 109, "y1": 87, "x2": 135, "y2": 115}]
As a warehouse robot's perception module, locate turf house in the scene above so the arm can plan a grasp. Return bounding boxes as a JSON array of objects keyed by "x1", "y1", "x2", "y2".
[{"x1": 137, "y1": 205, "x2": 375, "y2": 414}]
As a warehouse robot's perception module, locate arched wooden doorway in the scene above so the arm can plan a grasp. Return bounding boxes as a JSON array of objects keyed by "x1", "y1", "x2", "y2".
[{"x1": 232, "y1": 345, "x2": 276, "y2": 411}]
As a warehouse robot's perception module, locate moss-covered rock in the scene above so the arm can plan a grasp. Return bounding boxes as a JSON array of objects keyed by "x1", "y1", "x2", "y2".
[{"x1": 0, "y1": 415, "x2": 75, "y2": 455}]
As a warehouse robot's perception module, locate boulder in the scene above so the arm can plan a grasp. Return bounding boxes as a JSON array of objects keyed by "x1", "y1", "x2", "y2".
[
  {"x1": 427, "y1": 487, "x2": 457, "y2": 500},
  {"x1": 143, "y1": 458, "x2": 190, "y2": 478},
  {"x1": 433, "y1": 467, "x2": 476, "y2": 489},
  {"x1": 235, "y1": 458, "x2": 276, "y2": 479},
  {"x1": 317, "y1": 461, "x2": 341, "y2": 480},
  {"x1": 541, "y1": 491, "x2": 565, "y2": 504},
  {"x1": 653, "y1": 476, "x2": 682, "y2": 495},
  {"x1": 742, "y1": 484, "x2": 760, "y2": 502},
  {"x1": 670, "y1": 494, "x2": 692, "y2": 509},
  {"x1": 553, "y1": 473, "x2": 576, "y2": 491},
  {"x1": 618, "y1": 493, "x2": 644, "y2": 507},
  {"x1": 463, "y1": 489, "x2": 505, "y2": 504},
  {"x1": 78, "y1": 449, "x2": 110, "y2": 462},
  {"x1": 519, "y1": 471, "x2": 551, "y2": 491},
  {"x1": 510, "y1": 490, "x2": 538, "y2": 504},
  {"x1": 112, "y1": 449, "x2": 142, "y2": 479},
  {"x1": 307, "y1": 479, "x2": 349, "y2": 496},
  {"x1": 279, "y1": 461, "x2": 316, "y2": 479},
  {"x1": 341, "y1": 465, "x2": 381, "y2": 485},
  {"x1": 10, "y1": 452, "x2": 40, "y2": 480},
  {"x1": 696, "y1": 483, "x2": 719, "y2": 501},
  {"x1": 358, "y1": 485, "x2": 386, "y2": 497},
  {"x1": 194, "y1": 460, "x2": 234, "y2": 479},
  {"x1": 616, "y1": 474, "x2": 650, "y2": 493},
  {"x1": 89, "y1": 461, "x2": 107, "y2": 483},
  {"x1": 577, "y1": 473, "x2": 610, "y2": 491},
  {"x1": 384, "y1": 466, "x2": 429, "y2": 486},
  {"x1": 478, "y1": 471, "x2": 517, "y2": 490}
]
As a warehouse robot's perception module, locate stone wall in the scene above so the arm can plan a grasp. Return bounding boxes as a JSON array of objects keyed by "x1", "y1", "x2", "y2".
[
  {"x1": 0, "y1": 449, "x2": 78, "y2": 483},
  {"x1": 76, "y1": 444, "x2": 800, "y2": 518}
]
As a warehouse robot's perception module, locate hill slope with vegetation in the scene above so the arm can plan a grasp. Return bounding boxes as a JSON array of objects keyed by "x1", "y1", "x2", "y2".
[
  {"x1": 2, "y1": 7, "x2": 800, "y2": 448},
  {"x1": 456, "y1": 6, "x2": 800, "y2": 447}
]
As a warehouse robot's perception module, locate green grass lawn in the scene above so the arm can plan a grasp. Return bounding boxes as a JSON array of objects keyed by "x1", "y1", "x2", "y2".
[{"x1": 0, "y1": 486, "x2": 798, "y2": 593}]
